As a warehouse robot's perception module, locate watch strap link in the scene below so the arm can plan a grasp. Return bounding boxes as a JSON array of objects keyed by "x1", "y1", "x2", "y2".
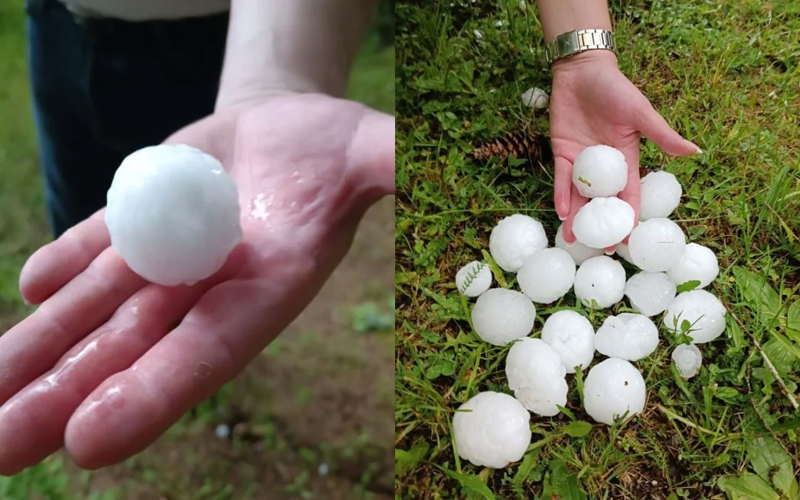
[{"x1": 545, "y1": 29, "x2": 616, "y2": 65}]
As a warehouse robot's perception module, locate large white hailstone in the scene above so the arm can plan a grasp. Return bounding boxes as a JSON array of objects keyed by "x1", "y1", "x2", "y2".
[
  {"x1": 671, "y1": 344, "x2": 702, "y2": 379},
  {"x1": 517, "y1": 248, "x2": 576, "y2": 304},
  {"x1": 455, "y1": 261, "x2": 492, "y2": 297},
  {"x1": 471, "y1": 289, "x2": 536, "y2": 346},
  {"x1": 594, "y1": 313, "x2": 659, "y2": 361},
  {"x1": 614, "y1": 241, "x2": 635, "y2": 265},
  {"x1": 624, "y1": 272, "x2": 676, "y2": 317},
  {"x1": 106, "y1": 144, "x2": 241, "y2": 286},
  {"x1": 540, "y1": 310, "x2": 595, "y2": 374},
  {"x1": 452, "y1": 391, "x2": 531, "y2": 469},
  {"x1": 666, "y1": 243, "x2": 719, "y2": 289},
  {"x1": 572, "y1": 145, "x2": 628, "y2": 198},
  {"x1": 572, "y1": 197, "x2": 635, "y2": 249},
  {"x1": 628, "y1": 218, "x2": 686, "y2": 272},
  {"x1": 663, "y1": 290, "x2": 727, "y2": 344},
  {"x1": 573, "y1": 256, "x2": 626, "y2": 309},
  {"x1": 583, "y1": 358, "x2": 646, "y2": 426},
  {"x1": 555, "y1": 224, "x2": 603, "y2": 265},
  {"x1": 639, "y1": 171, "x2": 682, "y2": 220},
  {"x1": 505, "y1": 338, "x2": 568, "y2": 416},
  {"x1": 489, "y1": 214, "x2": 548, "y2": 272},
  {"x1": 521, "y1": 87, "x2": 549, "y2": 109}
]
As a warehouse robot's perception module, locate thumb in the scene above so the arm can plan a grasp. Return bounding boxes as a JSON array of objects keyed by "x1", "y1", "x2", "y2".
[
  {"x1": 348, "y1": 108, "x2": 395, "y2": 202},
  {"x1": 636, "y1": 102, "x2": 701, "y2": 157}
]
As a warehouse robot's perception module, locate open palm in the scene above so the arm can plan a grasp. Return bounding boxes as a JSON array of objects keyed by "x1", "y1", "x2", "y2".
[{"x1": 0, "y1": 93, "x2": 395, "y2": 473}]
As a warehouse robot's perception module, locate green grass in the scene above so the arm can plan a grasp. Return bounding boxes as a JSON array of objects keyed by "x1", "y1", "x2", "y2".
[{"x1": 395, "y1": 1, "x2": 800, "y2": 499}]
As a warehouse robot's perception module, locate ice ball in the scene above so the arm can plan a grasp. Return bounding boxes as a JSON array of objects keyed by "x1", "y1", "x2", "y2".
[
  {"x1": 521, "y1": 87, "x2": 549, "y2": 109},
  {"x1": 624, "y1": 272, "x2": 676, "y2": 317},
  {"x1": 628, "y1": 218, "x2": 686, "y2": 272},
  {"x1": 517, "y1": 248, "x2": 576, "y2": 304},
  {"x1": 672, "y1": 344, "x2": 702, "y2": 379},
  {"x1": 572, "y1": 197, "x2": 635, "y2": 249},
  {"x1": 455, "y1": 261, "x2": 492, "y2": 297},
  {"x1": 663, "y1": 290, "x2": 727, "y2": 344},
  {"x1": 572, "y1": 145, "x2": 628, "y2": 198},
  {"x1": 594, "y1": 313, "x2": 659, "y2": 361},
  {"x1": 583, "y1": 358, "x2": 646, "y2": 426},
  {"x1": 505, "y1": 338, "x2": 568, "y2": 416},
  {"x1": 555, "y1": 224, "x2": 603, "y2": 265},
  {"x1": 614, "y1": 241, "x2": 635, "y2": 265},
  {"x1": 573, "y1": 256, "x2": 626, "y2": 309},
  {"x1": 639, "y1": 171, "x2": 682, "y2": 220},
  {"x1": 666, "y1": 243, "x2": 719, "y2": 289},
  {"x1": 489, "y1": 214, "x2": 548, "y2": 272},
  {"x1": 106, "y1": 144, "x2": 241, "y2": 286},
  {"x1": 452, "y1": 391, "x2": 531, "y2": 469},
  {"x1": 540, "y1": 310, "x2": 595, "y2": 374},
  {"x1": 471, "y1": 288, "x2": 536, "y2": 346}
]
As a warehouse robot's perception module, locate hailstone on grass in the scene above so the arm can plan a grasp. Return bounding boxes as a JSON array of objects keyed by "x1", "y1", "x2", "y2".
[
  {"x1": 517, "y1": 248, "x2": 576, "y2": 304},
  {"x1": 666, "y1": 243, "x2": 719, "y2": 289},
  {"x1": 471, "y1": 289, "x2": 536, "y2": 346},
  {"x1": 583, "y1": 358, "x2": 646, "y2": 426},
  {"x1": 614, "y1": 241, "x2": 635, "y2": 265},
  {"x1": 555, "y1": 224, "x2": 603, "y2": 265},
  {"x1": 672, "y1": 344, "x2": 702, "y2": 379},
  {"x1": 572, "y1": 197, "x2": 635, "y2": 249},
  {"x1": 105, "y1": 144, "x2": 241, "y2": 286},
  {"x1": 489, "y1": 214, "x2": 548, "y2": 272},
  {"x1": 521, "y1": 87, "x2": 549, "y2": 109},
  {"x1": 628, "y1": 218, "x2": 686, "y2": 272},
  {"x1": 594, "y1": 313, "x2": 659, "y2": 362},
  {"x1": 663, "y1": 290, "x2": 727, "y2": 344},
  {"x1": 572, "y1": 145, "x2": 628, "y2": 198},
  {"x1": 540, "y1": 310, "x2": 595, "y2": 373},
  {"x1": 456, "y1": 261, "x2": 492, "y2": 297},
  {"x1": 573, "y1": 256, "x2": 626, "y2": 309},
  {"x1": 639, "y1": 171, "x2": 682, "y2": 220},
  {"x1": 452, "y1": 391, "x2": 531, "y2": 469},
  {"x1": 624, "y1": 272, "x2": 676, "y2": 317},
  {"x1": 505, "y1": 338, "x2": 568, "y2": 416}
]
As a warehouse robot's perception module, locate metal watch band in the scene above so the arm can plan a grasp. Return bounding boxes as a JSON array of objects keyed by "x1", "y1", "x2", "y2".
[{"x1": 544, "y1": 29, "x2": 616, "y2": 65}]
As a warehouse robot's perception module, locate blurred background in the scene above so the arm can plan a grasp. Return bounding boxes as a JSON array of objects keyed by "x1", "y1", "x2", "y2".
[{"x1": 0, "y1": 1, "x2": 394, "y2": 499}]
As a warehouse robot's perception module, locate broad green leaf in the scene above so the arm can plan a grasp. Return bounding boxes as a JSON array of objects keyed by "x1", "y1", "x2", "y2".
[
  {"x1": 733, "y1": 267, "x2": 782, "y2": 324},
  {"x1": 541, "y1": 459, "x2": 587, "y2": 500},
  {"x1": 762, "y1": 338, "x2": 799, "y2": 375},
  {"x1": 718, "y1": 474, "x2": 779, "y2": 500},
  {"x1": 746, "y1": 437, "x2": 795, "y2": 496},
  {"x1": 512, "y1": 449, "x2": 541, "y2": 488},
  {"x1": 439, "y1": 466, "x2": 496, "y2": 500},
  {"x1": 395, "y1": 442, "x2": 429, "y2": 477},
  {"x1": 561, "y1": 421, "x2": 593, "y2": 438},
  {"x1": 787, "y1": 301, "x2": 800, "y2": 337},
  {"x1": 676, "y1": 280, "x2": 701, "y2": 293}
]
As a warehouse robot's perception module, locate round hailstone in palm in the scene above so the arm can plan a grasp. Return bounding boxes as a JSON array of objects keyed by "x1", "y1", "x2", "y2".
[
  {"x1": 471, "y1": 289, "x2": 536, "y2": 346},
  {"x1": 489, "y1": 214, "x2": 548, "y2": 272},
  {"x1": 572, "y1": 145, "x2": 628, "y2": 198},
  {"x1": 573, "y1": 256, "x2": 626, "y2": 309},
  {"x1": 628, "y1": 218, "x2": 686, "y2": 272},
  {"x1": 624, "y1": 272, "x2": 676, "y2": 317},
  {"x1": 572, "y1": 197, "x2": 635, "y2": 249},
  {"x1": 452, "y1": 392, "x2": 531, "y2": 469},
  {"x1": 614, "y1": 241, "x2": 635, "y2": 265},
  {"x1": 505, "y1": 338, "x2": 568, "y2": 416},
  {"x1": 639, "y1": 171, "x2": 682, "y2": 220},
  {"x1": 455, "y1": 261, "x2": 492, "y2": 297},
  {"x1": 663, "y1": 290, "x2": 727, "y2": 344},
  {"x1": 583, "y1": 358, "x2": 646, "y2": 426},
  {"x1": 672, "y1": 344, "x2": 702, "y2": 379},
  {"x1": 540, "y1": 310, "x2": 595, "y2": 373},
  {"x1": 517, "y1": 248, "x2": 576, "y2": 304},
  {"x1": 555, "y1": 224, "x2": 603, "y2": 265},
  {"x1": 521, "y1": 87, "x2": 549, "y2": 109},
  {"x1": 666, "y1": 243, "x2": 719, "y2": 289},
  {"x1": 106, "y1": 144, "x2": 241, "y2": 286},
  {"x1": 594, "y1": 313, "x2": 659, "y2": 361}
]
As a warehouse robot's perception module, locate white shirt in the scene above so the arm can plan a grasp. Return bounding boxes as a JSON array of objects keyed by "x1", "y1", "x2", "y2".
[{"x1": 60, "y1": 0, "x2": 230, "y2": 21}]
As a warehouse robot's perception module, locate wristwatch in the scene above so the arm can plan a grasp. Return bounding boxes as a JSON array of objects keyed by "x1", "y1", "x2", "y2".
[{"x1": 544, "y1": 29, "x2": 616, "y2": 65}]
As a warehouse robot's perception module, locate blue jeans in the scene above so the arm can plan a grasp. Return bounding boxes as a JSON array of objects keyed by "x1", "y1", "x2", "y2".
[{"x1": 25, "y1": 0, "x2": 229, "y2": 237}]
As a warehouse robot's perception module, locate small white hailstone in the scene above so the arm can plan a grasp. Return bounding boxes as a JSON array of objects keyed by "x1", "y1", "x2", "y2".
[
  {"x1": 627, "y1": 218, "x2": 686, "y2": 272},
  {"x1": 318, "y1": 462, "x2": 330, "y2": 476},
  {"x1": 473, "y1": 29, "x2": 484, "y2": 40},
  {"x1": 671, "y1": 344, "x2": 702, "y2": 379},
  {"x1": 517, "y1": 248, "x2": 576, "y2": 304},
  {"x1": 106, "y1": 144, "x2": 241, "y2": 286},
  {"x1": 663, "y1": 290, "x2": 727, "y2": 344},
  {"x1": 521, "y1": 87, "x2": 549, "y2": 109},
  {"x1": 573, "y1": 256, "x2": 626, "y2": 309},
  {"x1": 583, "y1": 358, "x2": 646, "y2": 426},
  {"x1": 572, "y1": 197, "x2": 636, "y2": 249},
  {"x1": 572, "y1": 145, "x2": 628, "y2": 198},
  {"x1": 639, "y1": 171, "x2": 682, "y2": 220},
  {"x1": 555, "y1": 224, "x2": 603, "y2": 265},
  {"x1": 495, "y1": 20, "x2": 504, "y2": 27},
  {"x1": 614, "y1": 241, "x2": 635, "y2": 265},
  {"x1": 455, "y1": 261, "x2": 492, "y2": 297},
  {"x1": 594, "y1": 313, "x2": 659, "y2": 361},
  {"x1": 624, "y1": 272, "x2": 676, "y2": 317},
  {"x1": 505, "y1": 338, "x2": 568, "y2": 416},
  {"x1": 215, "y1": 423, "x2": 231, "y2": 440},
  {"x1": 666, "y1": 243, "x2": 719, "y2": 288},
  {"x1": 452, "y1": 391, "x2": 531, "y2": 469},
  {"x1": 471, "y1": 288, "x2": 536, "y2": 346},
  {"x1": 540, "y1": 310, "x2": 595, "y2": 374},
  {"x1": 489, "y1": 214, "x2": 548, "y2": 272}
]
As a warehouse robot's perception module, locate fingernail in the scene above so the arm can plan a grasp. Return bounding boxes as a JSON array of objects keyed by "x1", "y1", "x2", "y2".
[
  {"x1": 558, "y1": 214, "x2": 567, "y2": 221},
  {"x1": 691, "y1": 143, "x2": 703, "y2": 154}
]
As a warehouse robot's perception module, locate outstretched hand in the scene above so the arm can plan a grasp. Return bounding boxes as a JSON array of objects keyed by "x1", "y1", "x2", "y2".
[
  {"x1": 550, "y1": 51, "x2": 699, "y2": 248},
  {"x1": 0, "y1": 93, "x2": 395, "y2": 474}
]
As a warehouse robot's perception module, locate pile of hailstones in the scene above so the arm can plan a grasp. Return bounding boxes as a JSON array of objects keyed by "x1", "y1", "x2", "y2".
[{"x1": 451, "y1": 145, "x2": 725, "y2": 470}]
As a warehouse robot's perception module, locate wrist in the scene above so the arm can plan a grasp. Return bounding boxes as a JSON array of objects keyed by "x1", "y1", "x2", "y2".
[{"x1": 552, "y1": 49, "x2": 618, "y2": 75}]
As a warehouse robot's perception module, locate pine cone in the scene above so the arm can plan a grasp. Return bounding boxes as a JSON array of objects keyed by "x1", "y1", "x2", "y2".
[{"x1": 470, "y1": 130, "x2": 552, "y2": 165}]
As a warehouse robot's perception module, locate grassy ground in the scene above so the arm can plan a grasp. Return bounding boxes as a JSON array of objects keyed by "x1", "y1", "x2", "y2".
[
  {"x1": 395, "y1": 1, "x2": 800, "y2": 499},
  {"x1": 0, "y1": 1, "x2": 395, "y2": 499}
]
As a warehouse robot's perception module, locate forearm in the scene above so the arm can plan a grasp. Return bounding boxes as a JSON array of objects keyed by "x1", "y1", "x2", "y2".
[
  {"x1": 535, "y1": 0, "x2": 612, "y2": 41},
  {"x1": 216, "y1": 0, "x2": 378, "y2": 109}
]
